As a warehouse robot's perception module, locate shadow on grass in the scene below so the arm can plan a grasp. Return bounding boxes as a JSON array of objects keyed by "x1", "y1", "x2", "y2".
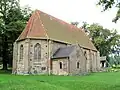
[{"x1": 0, "y1": 69, "x2": 12, "y2": 74}]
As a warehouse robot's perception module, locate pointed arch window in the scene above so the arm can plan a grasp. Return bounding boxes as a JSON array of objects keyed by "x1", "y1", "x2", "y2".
[
  {"x1": 60, "y1": 62, "x2": 62, "y2": 69},
  {"x1": 34, "y1": 43, "x2": 41, "y2": 62},
  {"x1": 20, "y1": 45, "x2": 24, "y2": 60},
  {"x1": 77, "y1": 62, "x2": 80, "y2": 69},
  {"x1": 84, "y1": 51, "x2": 87, "y2": 60}
]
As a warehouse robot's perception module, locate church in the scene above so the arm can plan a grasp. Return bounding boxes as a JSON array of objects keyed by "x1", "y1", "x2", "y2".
[{"x1": 12, "y1": 10, "x2": 100, "y2": 75}]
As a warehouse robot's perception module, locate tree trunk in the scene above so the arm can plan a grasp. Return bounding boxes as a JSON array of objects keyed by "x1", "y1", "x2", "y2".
[
  {"x1": 2, "y1": 56, "x2": 7, "y2": 70},
  {"x1": 2, "y1": 35, "x2": 8, "y2": 70}
]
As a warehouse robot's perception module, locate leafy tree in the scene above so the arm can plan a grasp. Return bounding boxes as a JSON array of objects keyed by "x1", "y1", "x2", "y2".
[
  {"x1": 98, "y1": 0, "x2": 120, "y2": 23},
  {"x1": 71, "y1": 22, "x2": 120, "y2": 57},
  {"x1": 71, "y1": 21, "x2": 79, "y2": 26},
  {"x1": 0, "y1": 0, "x2": 32, "y2": 70},
  {"x1": 81, "y1": 21, "x2": 89, "y2": 32},
  {"x1": 87, "y1": 23, "x2": 120, "y2": 58},
  {"x1": 79, "y1": 22, "x2": 120, "y2": 65}
]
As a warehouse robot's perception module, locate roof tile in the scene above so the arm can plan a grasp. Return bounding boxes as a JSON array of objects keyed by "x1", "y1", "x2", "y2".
[{"x1": 17, "y1": 10, "x2": 97, "y2": 51}]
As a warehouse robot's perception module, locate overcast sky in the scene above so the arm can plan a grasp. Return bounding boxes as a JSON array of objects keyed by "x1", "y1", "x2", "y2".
[{"x1": 20, "y1": 0, "x2": 120, "y2": 32}]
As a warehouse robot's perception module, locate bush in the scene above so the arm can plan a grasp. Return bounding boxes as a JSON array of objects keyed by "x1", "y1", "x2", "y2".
[{"x1": 106, "y1": 65, "x2": 120, "y2": 72}]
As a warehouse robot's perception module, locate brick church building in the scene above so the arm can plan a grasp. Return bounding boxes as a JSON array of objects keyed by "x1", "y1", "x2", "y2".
[{"x1": 12, "y1": 10, "x2": 100, "y2": 75}]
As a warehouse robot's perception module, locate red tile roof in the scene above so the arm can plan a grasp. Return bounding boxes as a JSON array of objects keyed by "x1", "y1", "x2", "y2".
[
  {"x1": 17, "y1": 10, "x2": 97, "y2": 51},
  {"x1": 18, "y1": 10, "x2": 47, "y2": 40}
]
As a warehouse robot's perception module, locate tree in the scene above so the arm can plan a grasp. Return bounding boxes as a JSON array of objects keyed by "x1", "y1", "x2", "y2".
[
  {"x1": 71, "y1": 21, "x2": 79, "y2": 26},
  {"x1": 0, "y1": 0, "x2": 32, "y2": 70},
  {"x1": 81, "y1": 21, "x2": 89, "y2": 32},
  {"x1": 98, "y1": 0, "x2": 120, "y2": 23},
  {"x1": 87, "y1": 23, "x2": 120, "y2": 58}
]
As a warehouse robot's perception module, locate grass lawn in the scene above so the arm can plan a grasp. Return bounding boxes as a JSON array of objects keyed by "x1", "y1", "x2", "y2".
[{"x1": 0, "y1": 72, "x2": 120, "y2": 90}]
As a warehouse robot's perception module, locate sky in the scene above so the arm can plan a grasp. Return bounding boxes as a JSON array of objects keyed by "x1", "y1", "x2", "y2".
[{"x1": 20, "y1": 0, "x2": 120, "y2": 33}]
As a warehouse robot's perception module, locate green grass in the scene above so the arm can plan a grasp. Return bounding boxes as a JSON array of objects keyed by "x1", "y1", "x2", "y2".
[{"x1": 0, "y1": 72, "x2": 120, "y2": 90}]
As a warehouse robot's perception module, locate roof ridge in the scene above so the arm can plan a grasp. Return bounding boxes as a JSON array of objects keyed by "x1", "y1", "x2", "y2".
[
  {"x1": 17, "y1": 12, "x2": 34, "y2": 40},
  {"x1": 39, "y1": 10, "x2": 86, "y2": 32},
  {"x1": 27, "y1": 11, "x2": 36, "y2": 38},
  {"x1": 17, "y1": 9, "x2": 97, "y2": 51},
  {"x1": 36, "y1": 10, "x2": 49, "y2": 39},
  {"x1": 39, "y1": 10, "x2": 79, "y2": 31},
  {"x1": 38, "y1": 10, "x2": 91, "y2": 41},
  {"x1": 52, "y1": 48, "x2": 60, "y2": 57}
]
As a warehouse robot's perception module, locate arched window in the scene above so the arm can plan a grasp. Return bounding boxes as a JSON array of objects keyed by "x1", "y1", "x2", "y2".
[
  {"x1": 60, "y1": 62, "x2": 62, "y2": 69},
  {"x1": 34, "y1": 43, "x2": 41, "y2": 62},
  {"x1": 84, "y1": 51, "x2": 87, "y2": 60},
  {"x1": 20, "y1": 45, "x2": 24, "y2": 60},
  {"x1": 77, "y1": 62, "x2": 80, "y2": 69}
]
